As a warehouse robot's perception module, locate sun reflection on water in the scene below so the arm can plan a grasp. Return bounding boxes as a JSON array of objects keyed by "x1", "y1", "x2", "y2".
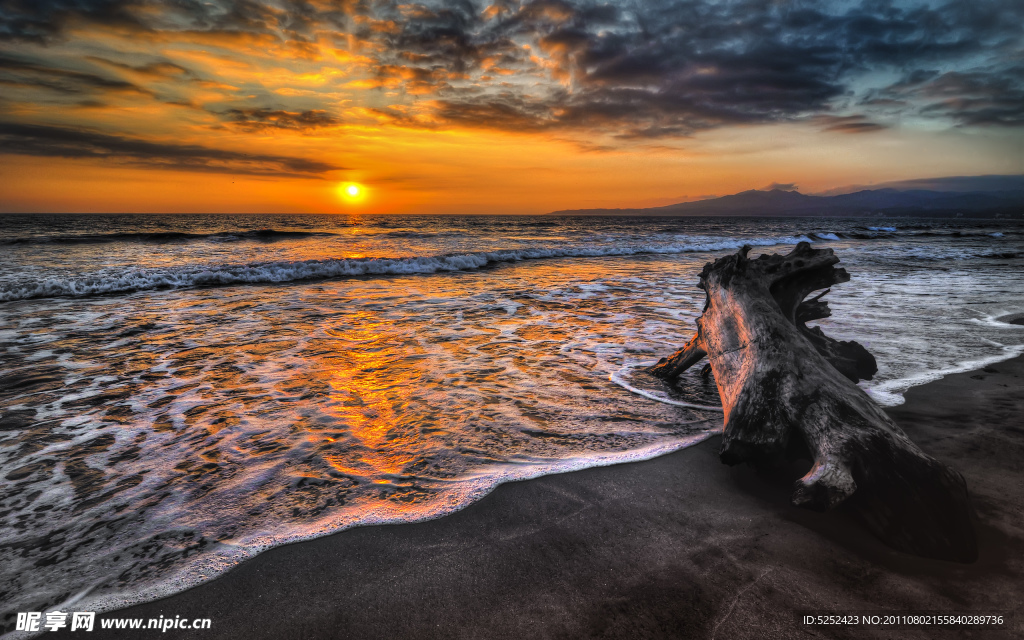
[{"x1": 0, "y1": 247, "x2": 723, "y2": 621}]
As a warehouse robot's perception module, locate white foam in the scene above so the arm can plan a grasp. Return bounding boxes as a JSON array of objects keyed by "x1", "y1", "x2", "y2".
[
  {"x1": 0, "y1": 235, "x2": 812, "y2": 303},
  {"x1": 0, "y1": 430, "x2": 720, "y2": 637},
  {"x1": 862, "y1": 344, "x2": 1024, "y2": 406},
  {"x1": 968, "y1": 312, "x2": 1024, "y2": 329},
  {"x1": 609, "y1": 366, "x2": 725, "y2": 412}
]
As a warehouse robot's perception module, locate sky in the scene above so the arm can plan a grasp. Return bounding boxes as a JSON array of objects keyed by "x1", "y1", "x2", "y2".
[{"x1": 0, "y1": 0, "x2": 1022, "y2": 214}]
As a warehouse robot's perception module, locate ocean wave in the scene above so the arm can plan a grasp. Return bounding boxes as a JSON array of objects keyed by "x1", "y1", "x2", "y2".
[
  {"x1": 902, "y1": 248, "x2": 1022, "y2": 261},
  {"x1": 805, "y1": 229, "x2": 897, "y2": 240},
  {"x1": 864, "y1": 344, "x2": 1024, "y2": 406},
  {"x1": 376, "y1": 230, "x2": 467, "y2": 239},
  {"x1": 808, "y1": 232, "x2": 842, "y2": 241},
  {"x1": 0, "y1": 235, "x2": 809, "y2": 303},
  {"x1": 0, "y1": 228, "x2": 336, "y2": 245},
  {"x1": 810, "y1": 228, "x2": 1013, "y2": 241},
  {"x1": 846, "y1": 231, "x2": 893, "y2": 239},
  {"x1": 903, "y1": 230, "x2": 1015, "y2": 239}
]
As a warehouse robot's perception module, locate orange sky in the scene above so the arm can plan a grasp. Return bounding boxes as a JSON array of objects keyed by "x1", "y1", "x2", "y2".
[{"x1": 1, "y1": 1, "x2": 1022, "y2": 214}]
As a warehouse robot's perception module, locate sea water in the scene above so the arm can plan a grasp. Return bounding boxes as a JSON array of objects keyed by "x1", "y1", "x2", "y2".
[{"x1": 1, "y1": 214, "x2": 1023, "y2": 630}]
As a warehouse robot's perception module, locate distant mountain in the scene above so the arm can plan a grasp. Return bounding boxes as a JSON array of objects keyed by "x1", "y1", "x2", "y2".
[{"x1": 549, "y1": 187, "x2": 1024, "y2": 217}]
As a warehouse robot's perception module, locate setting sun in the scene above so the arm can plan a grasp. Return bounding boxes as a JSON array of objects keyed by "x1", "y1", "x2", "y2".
[{"x1": 337, "y1": 182, "x2": 366, "y2": 203}]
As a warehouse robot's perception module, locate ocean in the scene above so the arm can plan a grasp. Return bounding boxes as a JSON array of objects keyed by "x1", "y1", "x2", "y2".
[{"x1": 2, "y1": 213, "x2": 1023, "y2": 628}]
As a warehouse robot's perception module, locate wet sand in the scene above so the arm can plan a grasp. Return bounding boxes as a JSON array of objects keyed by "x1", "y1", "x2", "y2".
[{"x1": 64, "y1": 357, "x2": 1024, "y2": 639}]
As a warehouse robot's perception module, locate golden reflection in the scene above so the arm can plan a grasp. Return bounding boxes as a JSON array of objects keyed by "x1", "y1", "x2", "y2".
[{"x1": 307, "y1": 315, "x2": 421, "y2": 481}]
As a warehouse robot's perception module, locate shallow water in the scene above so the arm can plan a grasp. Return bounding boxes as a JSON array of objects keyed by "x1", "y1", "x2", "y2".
[{"x1": 1, "y1": 214, "x2": 1023, "y2": 630}]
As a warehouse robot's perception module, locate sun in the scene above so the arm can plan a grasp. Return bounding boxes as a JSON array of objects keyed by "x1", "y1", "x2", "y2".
[{"x1": 337, "y1": 182, "x2": 366, "y2": 202}]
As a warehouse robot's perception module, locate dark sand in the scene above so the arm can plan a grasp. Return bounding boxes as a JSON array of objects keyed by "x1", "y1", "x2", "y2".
[{"x1": 64, "y1": 358, "x2": 1024, "y2": 639}]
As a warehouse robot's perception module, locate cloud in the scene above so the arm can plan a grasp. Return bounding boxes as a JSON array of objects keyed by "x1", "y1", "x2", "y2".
[
  {"x1": 356, "y1": 0, "x2": 1024, "y2": 137},
  {"x1": 814, "y1": 114, "x2": 888, "y2": 134},
  {"x1": 908, "y1": 69, "x2": 1024, "y2": 127},
  {"x1": 1, "y1": 0, "x2": 1022, "y2": 146},
  {"x1": 220, "y1": 108, "x2": 342, "y2": 131},
  {"x1": 817, "y1": 174, "x2": 1024, "y2": 196},
  {"x1": 0, "y1": 54, "x2": 152, "y2": 96},
  {"x1": 0, "y1": 122, "x2": 340, "y2": 176},
  {"x1": 0, "y1": 0, "x2": 148, "y2": 43},
  {"x1": 761, "y1": 182, "x2": 799, "y2": 192},
  {"x1": 85, "y1": 56, "x2": 191, "y2": 79}
]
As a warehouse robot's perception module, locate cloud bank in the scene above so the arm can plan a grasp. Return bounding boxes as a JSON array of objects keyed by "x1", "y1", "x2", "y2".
[{"x1": 1, "y1": 0, "x2": 1022, "y2": 174}]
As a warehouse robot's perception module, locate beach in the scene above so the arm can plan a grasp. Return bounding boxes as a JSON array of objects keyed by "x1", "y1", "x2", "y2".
[
  {"x1": 2, "y1": 214, "x2": 1022, "y2": 638},
  {"x1": 64, "y1": 355, "x2": 1023, "y2": 639},
  {"x1": 4, "y1": 0, "x2": 1024, "y2": 635}
]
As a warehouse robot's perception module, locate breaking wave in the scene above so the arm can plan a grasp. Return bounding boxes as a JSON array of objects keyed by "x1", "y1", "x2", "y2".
[
  {"x1": 807, "y1": 228, "x2": 1015, "y2": 241},
  {"x1": 0, "y1": 235, "x2": 808, "y2": 302}
]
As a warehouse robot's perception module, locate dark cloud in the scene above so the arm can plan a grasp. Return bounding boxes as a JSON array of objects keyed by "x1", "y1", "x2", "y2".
[
  {"x1": 221, "y1": 108, "x2": 341, "y2": 131},
  {"x1": 0, "y1": 122, "x2": 340, "y2": 176},
  {"x1": 428, "y1": 92, "x2": 557, "y2": 131},
  {"x1": 817, "y1": 174, "x2": 1024, "y2": 196},
  {"x1": 1, "y1": 0, "x2": 1022, "y2": 141},
  {"x1": 827, "y1": 121, "x2": 888, "y2": 133},
  {"x1": 876, "y1": 68, "x2": 1024, "y2": 127},
  {"x1": 0, "y1": 0, "x2": 148, "y2": 43},
  {"x1": 0, "y1": 0, "x2": 339, "y2": 56},
  {"x1": 85, "y1": 56, "x2": 191, "y2": 79},
  {"x1": 0, "y1": 54, "x2": 152, "y2": 96},
  {"x1": 362, "y1": 2, "x2": 524, "y2": 90},
  {"x1": 814, "y1": 114, "x2": 888, "y2": 134},
  {"x1": 362, "y1": 0, "x2": 1024, "y2": 136}
]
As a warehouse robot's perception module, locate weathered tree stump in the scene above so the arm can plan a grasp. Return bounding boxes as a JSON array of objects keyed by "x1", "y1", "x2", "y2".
[{"x1": 649, "y1": 243, "x2": 976, "y2": 562}]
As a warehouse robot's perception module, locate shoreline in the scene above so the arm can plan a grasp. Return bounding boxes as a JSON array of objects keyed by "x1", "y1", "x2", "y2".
[{"x1": 52, "y1": 356, "x2": 1024, "y2": 639}]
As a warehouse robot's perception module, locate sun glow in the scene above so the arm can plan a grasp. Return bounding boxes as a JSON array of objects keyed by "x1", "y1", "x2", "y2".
[{"x1": 338, "y1": 182, "x2": 366, "y2": 203}]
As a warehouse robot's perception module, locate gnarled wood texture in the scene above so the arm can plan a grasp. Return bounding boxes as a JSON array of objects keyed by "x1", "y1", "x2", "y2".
[{"x1": 649, "y1": 243, "x2": 976, "y2": 562}]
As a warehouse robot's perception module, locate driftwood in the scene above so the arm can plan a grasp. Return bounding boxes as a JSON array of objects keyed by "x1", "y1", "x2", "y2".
[{"x1": 650, "y1": 243, "x2": 976, "y2": 562}]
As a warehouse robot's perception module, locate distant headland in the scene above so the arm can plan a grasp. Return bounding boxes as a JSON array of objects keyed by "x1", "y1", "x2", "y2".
[{"x1": 548, "y1": 174, "x2": 1024, "y2": 217}]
